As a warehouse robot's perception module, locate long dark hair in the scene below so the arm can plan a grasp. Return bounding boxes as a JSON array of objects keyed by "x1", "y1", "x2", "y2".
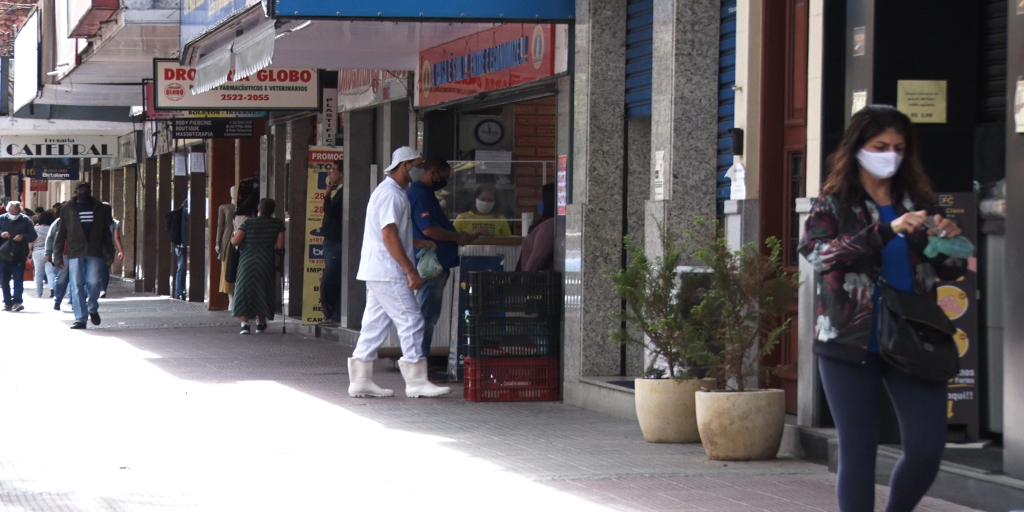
[
  {"x1": 822, "y1": 105, "x2": 935, "y2": 206},
  {"x1": 530, "y1": 183, "x2": 556, "y2": 230}
]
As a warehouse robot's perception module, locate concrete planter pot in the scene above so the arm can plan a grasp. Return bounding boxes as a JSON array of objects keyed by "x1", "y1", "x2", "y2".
[
  {"x1": 694, "y1": 389, "x2": 786, "y2": 460},
  {"x1": 634, "y1": 378, "x2": 716, "y2": 443}
]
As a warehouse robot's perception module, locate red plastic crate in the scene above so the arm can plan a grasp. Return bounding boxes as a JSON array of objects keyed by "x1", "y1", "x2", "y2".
[{"x1": 463, "y1": 357, "x2": 560, "y2": 402}]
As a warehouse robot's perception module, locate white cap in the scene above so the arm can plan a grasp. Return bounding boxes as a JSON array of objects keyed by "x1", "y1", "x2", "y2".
[{"x1": 384, "y1": 146, "x2": 421, "y2": 173}]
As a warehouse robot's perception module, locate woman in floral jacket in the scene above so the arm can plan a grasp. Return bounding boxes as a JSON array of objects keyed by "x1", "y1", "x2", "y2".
[{"x1": 799, "y1": 105, "x2": 967, "y2": 512}]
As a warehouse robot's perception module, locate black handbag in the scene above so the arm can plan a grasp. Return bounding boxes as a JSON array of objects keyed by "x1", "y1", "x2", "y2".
[
  {"x1": 876, "y1": 281, "x2": 959, "y2": 383},
  {"x1": 225, "y1": 246, "x2": 240, "y2": 284},
  {"x1": 0, "y1": 239, "x2": 16, "y2": 262}
]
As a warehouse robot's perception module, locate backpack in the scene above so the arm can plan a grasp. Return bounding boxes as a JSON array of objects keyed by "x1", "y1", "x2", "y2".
[{"x1": 165, "y1": 207, "x2": 184, "y2": 246}]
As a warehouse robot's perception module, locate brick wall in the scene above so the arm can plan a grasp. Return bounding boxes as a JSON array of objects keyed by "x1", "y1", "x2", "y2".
[
  {"x1": 512, "y1": 96, "x2": 557, "y2": 234},
  {"x1": 0, "y1": 1, "x2": 36, "y2": 57}
]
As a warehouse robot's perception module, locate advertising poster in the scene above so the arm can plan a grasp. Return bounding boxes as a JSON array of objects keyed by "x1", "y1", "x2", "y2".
[
  {"x1": 418, "y1": 24, "x2": 555, "y2": 107},
  {"x1": 936, "y1": 192, "x2": 980, "y2": 440},
  {"x1": 302, "y1": 146, "x2": 345, "y2": 324},
  {"x1": 556, "y1": 155, "x2": 567, "y2": 216}
]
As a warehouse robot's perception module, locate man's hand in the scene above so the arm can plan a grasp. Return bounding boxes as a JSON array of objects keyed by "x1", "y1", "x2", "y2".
[
  {"x1": 0, "y1": 231, "x2": 8, "y2": 239},
  {"x1": 455, "y1": 232, "x2": 479, "y2": 246},
  {"x1": 471, "y1": 228, "x2": 488, "y2": 236},
  {"x1": 407, "y1": 270, "x2": 425, "y2": 291},
  {"x1": 12, "y1": 234, "x2": 23, "y2": 242},
  {"x1": 413, "y1": 238, "x2": 436, "y2": 250}
]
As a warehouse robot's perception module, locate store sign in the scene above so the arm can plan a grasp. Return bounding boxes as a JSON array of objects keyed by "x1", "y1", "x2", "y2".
[
  {"x1": 938, "y1": 192, "x2": 980, "y2": 440},
  {"x1": 26, "y1": 159, "x2": 82, "y2": 181},
  {"x1": 418, "y1": 24, "x2": 555, "y2": 108},
  {"x1": 144, "y1": 81, "x2": 266, "y2": 120},
  {"x1": 273, "y1": 0, "x2": 573, "y2": 21},
  {"x1": 320, "y1": 87, "x2": 337, "y2": 146},
  {"x1": 338, "y1": 70, "x2": 410, "y2": 111},
  {"x1": 302, "y1": 146, "x2": 345, "y2": 325},
  {"x1": 556, "y1": 155, "x2": 567, "y2": 216},
  {"x1": 897, "y1": 80, "x2": 947, "y2": 124},
  {"x1": 154, "y1": 61, "x2": 320, "y2": 111},
  {"x1": 1, "y1": 136, "x2": 117, "y2": 159},
  {"x1": 180, "y1": 0, "x2": 261, "y2": 53},
  {"x1": 171, "y1": 118, "x2": 256, "y2": 139}
]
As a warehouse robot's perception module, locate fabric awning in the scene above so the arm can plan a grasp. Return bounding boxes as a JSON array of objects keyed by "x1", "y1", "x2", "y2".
[
  {"x1": 192, "y1": 43, "x2": 234, "y2": 96},
  {"x1": 232, "y1": 20, "x2": 276, "y2": 80}
]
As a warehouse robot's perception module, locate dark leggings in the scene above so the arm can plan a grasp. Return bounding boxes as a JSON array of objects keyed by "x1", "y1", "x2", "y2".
[{"x1": 818, "y1": 353, "x2": 947, "y2": 512}]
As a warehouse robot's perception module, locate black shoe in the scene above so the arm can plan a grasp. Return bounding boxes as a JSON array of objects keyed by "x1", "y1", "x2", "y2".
[
  {"x1": 90, "y1": 312, "x2": 101, "y2": 326},
  {"x1": 99, "y1": 291, "x2": 107, "y2": 298},
  {"x1": 70, "y1": 322, "x2": 87, "y2": 329},
  {"x1": 54, "y1": 302, "x2": 61, "y2": 311},
  {"x1": 2, "y1": 305, "x2": 10, "y2": 312},
  {"x1": 11, "y1": 303, "x2": 24, "y2": 312},
  {"x1": 239, "y1": 324, "x2": 251, "y2": 335},
  {"x1": 256, "y1": 323, "x2": 267, "y2": 334},
  {"x1": 49, "y1": 290, "x2": 54, "y2": 298}
]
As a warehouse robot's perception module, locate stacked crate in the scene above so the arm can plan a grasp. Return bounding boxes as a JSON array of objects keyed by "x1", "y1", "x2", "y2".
[{"x1": 463, "y1": 272, "x2": 562, "y2": 402}]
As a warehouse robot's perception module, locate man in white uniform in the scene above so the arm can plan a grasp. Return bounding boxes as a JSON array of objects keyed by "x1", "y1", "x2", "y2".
[{"x1": 348, "y1": 146, "x2": 452, "y2": 398}]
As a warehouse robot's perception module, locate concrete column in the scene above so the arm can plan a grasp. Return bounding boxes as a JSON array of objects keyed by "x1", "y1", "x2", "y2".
[
  {"x1": 122, "y1": 165, "x2": 137, "y2": 279},
  {"x1": 156, "y1": 152, "x2": 172, "y2": 296},
  {"x1": 341, "y1": 108, "x2": 374, "y2": 329},
  {"x1": 645, "y1": 0, "x2": 719, "y2": 252},
  {"x1": 140, "y1": 157, "x2": 158, "y2": 292},
  {"x1": 111, "y1": 168, "x2": 125, "y2": 276},
  {"x1": 271, "y1": 124, "x2": 287, "y2": 209},
  {"x1": 563, "y1": 0, "x2": 628, "y2": 387},
  {"x1": 188, "y1": 169, "x2": 206, "y2": 303},
  {"x1": 208, "y1": 139, "x2": 234, "y2": 310},
  {"x1": 286, "y1": 117, "x2": 314, "y2": 317}
]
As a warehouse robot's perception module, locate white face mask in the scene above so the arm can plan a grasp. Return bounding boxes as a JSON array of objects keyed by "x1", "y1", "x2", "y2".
[
  {"x1": 856, "y1": 149, "x2": 903, "y2": 180},
  {"x1": 408, "y1": 166, "x2": 426, "y2": 182},
  {"x1": 476, "y1": 199, "x2": 495, "y2": 214}
]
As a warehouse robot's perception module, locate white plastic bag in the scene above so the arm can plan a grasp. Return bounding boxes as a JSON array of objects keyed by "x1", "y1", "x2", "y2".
[{"x1": 416, "y1": 247, "x2": 443, "y2": 280}]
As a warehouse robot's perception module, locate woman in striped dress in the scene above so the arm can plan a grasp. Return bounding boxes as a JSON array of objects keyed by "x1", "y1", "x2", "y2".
[{"x1": 230, "y1": 198, "x2": 285, "y2": 334}]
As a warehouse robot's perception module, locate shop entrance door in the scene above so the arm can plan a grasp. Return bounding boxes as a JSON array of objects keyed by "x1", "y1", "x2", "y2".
[{"x1": 759, "y1": 0, "x2": 808, "y2": 414}]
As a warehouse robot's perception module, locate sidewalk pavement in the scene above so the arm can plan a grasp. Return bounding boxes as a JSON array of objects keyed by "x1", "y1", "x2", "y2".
[{"x1": 0, "y1": 279, "x2": 980, "y2": 511}]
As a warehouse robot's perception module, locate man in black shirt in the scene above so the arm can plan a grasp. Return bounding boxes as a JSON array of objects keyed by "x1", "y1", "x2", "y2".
[
  {"x1": 320, "y1": 159, "x2": 344, "y2": 324},
  {"x1": 54, "y1": 182, "x2": 114, "y2": 329}
]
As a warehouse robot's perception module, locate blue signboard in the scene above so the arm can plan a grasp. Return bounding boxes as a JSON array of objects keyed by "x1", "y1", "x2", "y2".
[
  {"x1": 180, "y1": 0, "x2": 261, "y2": 53},
  {"x1": 273, "y1": 0, "x2": 574, "y2": 20},
  {"x1": 25, "y1": 159, "x2": 81, "y2": 181}
]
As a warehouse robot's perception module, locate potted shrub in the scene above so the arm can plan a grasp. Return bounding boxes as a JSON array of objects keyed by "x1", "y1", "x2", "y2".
[
  {"x1": 687, "y1": 219, "x2": 799, "y2": 460},
  {"x1": 607, "y1": 225, "x2": 716, "y2": 443}
]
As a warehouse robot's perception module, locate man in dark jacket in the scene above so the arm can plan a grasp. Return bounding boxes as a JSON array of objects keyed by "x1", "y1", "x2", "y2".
[
  {"x1": 0, "y1": 201, "x2": 38, "y2": 312},
  {"x1": 54, "y1": 182, "x2": 115, "y2": 329},
  {"x1": 319, "y1": 159, "x2": 344, "y2": 324}
]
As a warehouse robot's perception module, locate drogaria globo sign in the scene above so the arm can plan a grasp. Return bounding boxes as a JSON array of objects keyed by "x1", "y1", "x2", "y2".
[
  {"x1": 0, "y1": 136, "x2": 118, "y2": 158},
  {"x1": 154, "y1": 60, "x2": 320, "y2": 111}
]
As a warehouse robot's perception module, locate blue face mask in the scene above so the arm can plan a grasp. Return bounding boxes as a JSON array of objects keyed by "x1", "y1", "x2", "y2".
[{"x1": 537, "y1": 201, "x2": 545, "y2": 216}]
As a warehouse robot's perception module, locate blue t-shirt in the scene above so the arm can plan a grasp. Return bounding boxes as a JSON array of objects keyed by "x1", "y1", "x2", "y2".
[
  {"x1": 869, "y1": 205, "x2": 915, "y2": 352},
  {"x1": 407, "y1": 181, "x2": 459, "y2": 269}
]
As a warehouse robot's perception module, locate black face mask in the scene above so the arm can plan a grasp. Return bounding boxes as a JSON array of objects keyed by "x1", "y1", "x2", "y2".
[
  {"x1": 76, "y1": 191, "x2": 90, "y2": 202},
  {"x1": 432, "y1": 177, "x2": 448, "y2": 191}
]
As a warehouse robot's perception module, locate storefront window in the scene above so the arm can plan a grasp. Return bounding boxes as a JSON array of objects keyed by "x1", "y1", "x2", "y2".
[{"x1": 434, "y1": 159, "x2": 556, "y2": 237}]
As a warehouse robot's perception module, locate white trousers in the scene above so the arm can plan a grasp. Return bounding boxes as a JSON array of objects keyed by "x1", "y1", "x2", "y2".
[{"x1": 352, "y1": 280, "x2": 425, "y2": 364}]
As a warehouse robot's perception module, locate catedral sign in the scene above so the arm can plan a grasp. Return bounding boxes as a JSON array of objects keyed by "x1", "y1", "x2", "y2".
[
  {"x1": 0, "y1": 136, "x2": 118, "y2": 158},
  {"x1": 154, "y1": 60, "x2": 320, "y2": 111},
  {"x1": 418, "y1": 24, "x2": 555, "y2": 107}
]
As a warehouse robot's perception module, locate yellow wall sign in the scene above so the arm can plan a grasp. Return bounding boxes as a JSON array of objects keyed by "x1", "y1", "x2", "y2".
[
  {"x1": 897, "y1": 80, "x2": 947, "y2": 123},
  {"x1": 302, "y1": 146, "x2": 345, "y2": 324}
]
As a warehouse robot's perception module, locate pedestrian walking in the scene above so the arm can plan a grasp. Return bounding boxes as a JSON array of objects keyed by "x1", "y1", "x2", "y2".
[
  {"x1": 320, "y1": 159, "x2": 345, "y2": 325},
  {"x1": 0, "y1": 201, "x2": 37, "y2": 312},
  {"x1": 347, "y1": 146, "x2": 451, "y2": 399},
  {"x1": 408, "y1": 156, "x2": 480, "y2": 364},
  {"x1": 230, "y1": 197, "x2": 285, "y2": 334},
  {"x1": 54, "y1": 182, "x2": 115, "y2": 329},
  {"x1": 30, "y1": 214, "x2": 55, "y2": 297},
  {"x1": 798, "y1": 105, "x2": 967, "y2": 512},
  {"x1": 45, "y1": 216, "x2": 71, "y2": 310}
]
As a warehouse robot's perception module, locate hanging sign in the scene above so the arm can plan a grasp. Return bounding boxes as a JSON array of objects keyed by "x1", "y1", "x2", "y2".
[
  {"x1": 417, "y1": 24, "x2": 555, "y2": 107},
  {"x1": 154, "y1": 60, "x2": 320, "y2": 111},
  {"x1": 30, "y1": 179, "x2": 48, "y2": 191},
  {"x1": 302, "y1": 146, "x2": 345, "y2": 325},
  {"x1": 1, "y1": 135, "x2": 118, "y2": 159},
  {"x1": 556, "y1": 155, "x2": 567, "y2": 216},
  {"x1": 144, "y1": 81, "x2": 267, "y2": 120},
  {"x1": 937, "y1": 192, "x2": 980, "y2": 441},
  {"x1": 171, "y1": 118, "x2": 256, "y2": 139}
]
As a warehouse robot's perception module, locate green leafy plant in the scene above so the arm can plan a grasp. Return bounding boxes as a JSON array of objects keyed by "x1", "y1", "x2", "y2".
[
  {"x1": 687, "y1": 219, "x2": 800, "y2": 391},
  {"x1": 606, "y1": 224, "x2": 715, "y2": 379}
]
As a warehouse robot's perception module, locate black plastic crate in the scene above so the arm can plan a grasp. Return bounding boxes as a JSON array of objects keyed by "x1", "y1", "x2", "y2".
[
  {"x1": 464, "y1": 315, "x2": 560, "y2": 358},
  {"x1": 466, "y1": 272, "x2": 562, "y2": 315}
]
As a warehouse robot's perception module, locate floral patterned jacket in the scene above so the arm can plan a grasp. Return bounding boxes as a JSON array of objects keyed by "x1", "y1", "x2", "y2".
[{"x1": 798, "y1": 193, "x2": 968, "y2": 363}]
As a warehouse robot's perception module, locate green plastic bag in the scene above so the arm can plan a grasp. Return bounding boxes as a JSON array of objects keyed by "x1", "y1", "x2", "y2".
[
  {"x1": 416, "y1": 247, "x2": 443, "y2": 280},
  {"x1": 923, "y1": 235, "x2": 975, "y2": 259}
]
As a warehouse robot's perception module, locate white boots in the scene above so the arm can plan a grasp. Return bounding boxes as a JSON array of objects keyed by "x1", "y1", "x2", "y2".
[
  {"x1": 347, "y1": 358, "x2": 394, "y2": 397},
  {"x1": 398, "y1": 359, "x2": 452, "y2": 398},
  {"x1": 348, "y1": 358, "x2": 451, "y2": 398}
]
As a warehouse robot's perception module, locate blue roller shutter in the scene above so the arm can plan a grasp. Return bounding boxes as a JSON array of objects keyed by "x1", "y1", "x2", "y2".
[
  {"x1": 717, "y1": 0, "x2": 737, "y2": 212},
  {"x1": 625, "y1": 0, "x2": 654, "y2": 118}
]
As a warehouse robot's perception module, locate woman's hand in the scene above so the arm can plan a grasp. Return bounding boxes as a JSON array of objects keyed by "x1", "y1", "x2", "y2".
[
  {"x1": 890, "y1": 210, "x2": 928, "y2": 234},
  {"x1": 929, "y1": 214, "x2": 962, "y2": 239}
]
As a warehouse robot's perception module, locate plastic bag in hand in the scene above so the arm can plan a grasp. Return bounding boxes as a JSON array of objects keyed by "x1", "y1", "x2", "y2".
[
  {"x1": 416, "y1": 246, "x2": 443, "y2": 280},
  {"x1": 924, "y1": 235, "x2": 975, "y2": 259}
]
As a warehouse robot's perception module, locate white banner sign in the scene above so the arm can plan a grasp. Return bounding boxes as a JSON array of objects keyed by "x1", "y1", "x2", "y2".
[
  {"x1": 337, "y1": 70, "x2": 410, "y2": 111},
  {"x1": 1, "y1": 135, "x2": 118, "y2": 158},
  {"x1": 154, "y1": 60, "x2": 320, "y2": 111}
]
